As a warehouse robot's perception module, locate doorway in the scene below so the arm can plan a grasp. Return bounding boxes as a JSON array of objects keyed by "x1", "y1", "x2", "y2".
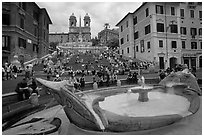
[
  {"x1": 159, "y1": 57, "x2": 164, "y2": 69},
  {"x1": 170, "y1": 57, "x2": 177, "y2": 69},
  {"x1": 190, "y1": 57, "x2": 196, "y2": 68}
]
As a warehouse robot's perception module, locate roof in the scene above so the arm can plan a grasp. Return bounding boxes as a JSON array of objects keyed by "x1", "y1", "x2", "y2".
[
  {"x1": 132, "y1": 2, "x2": 147, "y2": 15},
  {"x1": 115, "y1": 12, "x2": 133, "y2": 26},
  {"x1": 115, "y1": 2, "x2": 147, "y2": 26}
]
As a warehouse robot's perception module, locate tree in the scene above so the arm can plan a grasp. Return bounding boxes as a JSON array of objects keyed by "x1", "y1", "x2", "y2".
[{"x1": 106, "y1": 38, "x2": 119, "y2": 50}]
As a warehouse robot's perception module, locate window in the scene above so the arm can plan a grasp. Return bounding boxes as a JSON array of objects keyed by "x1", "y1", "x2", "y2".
[
  {"x1": 120, "y1": 38, "x2": 124, "y2": 45},
  {"x1": 190, "y1": 10, "x2": 194, "y2": 18},
  {"x1": 190, "y1": 28, "x2": 197, "y2": 36},
  {"x1": 2, "y1": 13, "x2": 10, "y2": 25},
  {"x1": 200, "y1": 42, "x2": 202, "y2": 49},
  {"x1": 126, "y1": 21, "x2": 128, "y2": 28},
  {"x1": 147, "y1": 41, "x2": 150, "y2": 49},
  {"x1": 156, "y1": 5, "x2": 164, "y2": 14},
  {"x1": 133, "y1": 16, "x2": 137, "y2": 25},
  {"x1": 146, "y1": 8, "x2": 149, "y2": 17},
  {"x1": 159, "y1": 40, "x2": 163, "y2": 48},
  {"x1": 122, "y1": 50, "x2": 124, "y2": 55},
  {"x1": 121, "y1": 25, "x2": 123, "y2": 32},
  {"x1": 180, "y1": 27, "x2": 187, "y2": 35},
  {"x1": 199, "y1": 28, "x2": 202, "y2": 35},
  {"x1": 2, "y1": 36, "x2": 10, "y2": 50},
  {"x1": 157, "y1": 23, "x2": 164, "y2": 32},
  {"x1": 145, "y1": 24, "x2": 151, "y2": 35},
  {"x1": 191, "y1": 42, "x2": 197, "y2": 49},
  {"x1": 199, "y1": 11, "x2": 202, "y2": 19},
  {"x1": 140, "y1": 40, "x2": 145, "y2": 53},
  {"x1": 134, "y1": 31, "x2": 139, "y2": 39},
  {"x1": 127, "y1": 34, "x2": 129, "y2": 42},
  {"x1": 136, "y1": 46, "x2": 138, "y2": 52},
  {"x1": 18, "y1": 37, "x2": 26, "y2": 49},
  {"x1": 33, "y1": 44, "x2": 37, "y2": 52},
  {"x1": 171, "y1": 41, "x2": 177, "y2": 49},
  {"x1": 20, "y1": 17, "x2": 25, "y2": 29},
  {"x1": 170, "y1": 24, "x2": 178, "y2": 33},
  {"x1": 180, "y1": 9, "x2": 184, "y2": 18},
  {"x1": 171, "y1": 7, "x2": 175, "y2": 15},
  {"x1": 182, "y1": 41, "x2": 186, "y2": 49},
  {"x1": 127, "y1": 47, "x2": 129, "y2": 53}
]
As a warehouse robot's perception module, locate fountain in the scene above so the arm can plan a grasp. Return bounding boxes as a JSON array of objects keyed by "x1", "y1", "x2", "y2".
[
  {"x1": 131, "y1": 76, "x2": 150, "y2": 102},
  {"x1": 3, "y1": 70, "x2": 201, "y2": 134}
]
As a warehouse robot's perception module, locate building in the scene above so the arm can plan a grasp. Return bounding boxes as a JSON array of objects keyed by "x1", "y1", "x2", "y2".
[
  {"x1": 57, "y1": 13, "x2": 108, "y2": 53},
  {"x1": 116, "y1": 2, "x2": 202, "y2": 69},
  {"x1": 49, "y1": 13, "x2": 92, "y2": 46},
  {"x1": 49, "y1": 32, "x2": 68, "y2": 43},
  {"x1": 68, "y1": 13, "x2": 91, "y2": 42},
  {"x1": 98, "y1": 27, "x2": 119, "y2": 45},
  {"x1": 2, "y1": 2, "x2": 52, "y2": 65}
]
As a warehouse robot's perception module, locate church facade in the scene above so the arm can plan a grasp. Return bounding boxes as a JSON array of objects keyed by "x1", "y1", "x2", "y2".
[
  {"x1": 50, "y1": 13, "x2": 107, "y2": 53},
  {"x1": 68, "y1": 13, "x2": 91, "y2": 42},
  {"x1": 49, "y1": 13, "x2": 91, "y2": 43}
]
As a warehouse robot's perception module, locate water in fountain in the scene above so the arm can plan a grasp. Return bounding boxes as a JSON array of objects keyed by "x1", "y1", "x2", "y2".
[{"x1": 99, "y1": 86, "x2": 191, "y2": 117}]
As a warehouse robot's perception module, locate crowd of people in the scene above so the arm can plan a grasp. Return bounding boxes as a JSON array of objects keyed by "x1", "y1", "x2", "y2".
[
  {"x1": 158, "y1": 64, "x2": 197, "y2": 80},
  {"x1": 3, "y1": 48, "x2": 199, "y2": 102},
  {"x1": 2, "y1": 62, "x2": 22, "y2": 80}
]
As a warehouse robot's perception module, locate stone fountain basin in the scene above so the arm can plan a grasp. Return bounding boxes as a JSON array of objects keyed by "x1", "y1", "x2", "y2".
[
  {"x1": 34, "y1": 78, "x2": 200, "y2": 133},
  {"x1": 83, "y1": 85, "x2": 200, "y2": 132}
]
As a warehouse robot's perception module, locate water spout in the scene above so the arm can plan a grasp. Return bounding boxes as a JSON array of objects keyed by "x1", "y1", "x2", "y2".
[{"x1": 141, "y1": 76, "x2": 145, "y2": 88}]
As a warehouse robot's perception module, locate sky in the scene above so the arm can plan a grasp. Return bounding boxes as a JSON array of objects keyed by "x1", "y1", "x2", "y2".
[{"x1": 37, "y1": 2, "x2": 142, "y2": 38}]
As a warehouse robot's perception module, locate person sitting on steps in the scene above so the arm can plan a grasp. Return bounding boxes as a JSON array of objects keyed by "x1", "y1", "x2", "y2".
[{"x1": 15, "y1": 78, "x2": 32, "y2": 101}]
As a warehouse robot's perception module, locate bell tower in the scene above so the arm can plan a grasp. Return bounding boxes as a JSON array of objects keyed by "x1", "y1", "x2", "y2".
[
  {"x1": 69, "y1": 13, "x2": 77, "y2": 27},
  {"x1": 84, "y1": 13, "x2": 91, "y2": 27}
]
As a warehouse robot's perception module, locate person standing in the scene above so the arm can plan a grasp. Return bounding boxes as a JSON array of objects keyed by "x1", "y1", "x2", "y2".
[
  {"x1": 80, "y1": 74, "x2": 85, "y2": 90},
  {"x1": 5, "y1": 63, "x2": 12, "y2": 80},
  {"x1": 13, "y1": 65, "x2": 18, "y2": 79},
  {"x1": 25, "y1": 66, "x2": 30, "y2": 79}
]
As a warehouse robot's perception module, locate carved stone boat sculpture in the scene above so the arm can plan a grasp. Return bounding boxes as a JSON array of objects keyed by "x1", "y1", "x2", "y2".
[{"x1": 36, "y1": 70, "x2": 200, "y2": 133}]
